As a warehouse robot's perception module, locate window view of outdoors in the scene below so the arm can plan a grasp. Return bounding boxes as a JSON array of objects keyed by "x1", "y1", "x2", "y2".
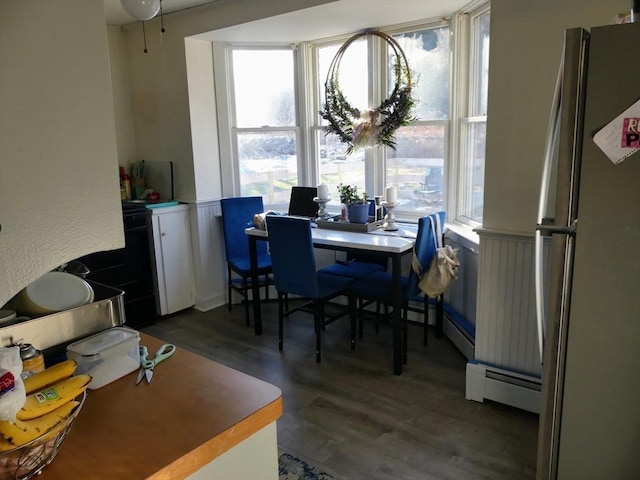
[
  {"x1": 459, "y1": 11, "x2": 490, "y2": 224},
  {"x1": 232, "y1": 49, "x2": 298, "y2": 204},
  {"x1": 388, "y1": 27, "x2": 449, "y2": 215},
  {"x1": 316, "y1": 40, "x2": 367, "y2": 204}
]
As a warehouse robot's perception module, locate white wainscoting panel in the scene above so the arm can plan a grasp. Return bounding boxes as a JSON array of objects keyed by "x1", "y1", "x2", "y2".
[
  {"x1": 189, "y1": 200, "x2": 227, "y2": 311},
  {"x1": 474, "y1": 229, "x2": 542, "y2": 377}
]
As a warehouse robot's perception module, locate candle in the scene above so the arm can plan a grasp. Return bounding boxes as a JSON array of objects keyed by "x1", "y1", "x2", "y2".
[
  {"x1": 385, "y1": 186, "x2": 397, "y2": 204},
  {"x1": 317, "y1": 183, "x2": 329, "y2": 200}
]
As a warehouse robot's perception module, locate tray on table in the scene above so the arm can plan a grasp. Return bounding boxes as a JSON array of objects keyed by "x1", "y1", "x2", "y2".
[{"x1": 316, "y1": 216, "x2": 383, "y2": 233}]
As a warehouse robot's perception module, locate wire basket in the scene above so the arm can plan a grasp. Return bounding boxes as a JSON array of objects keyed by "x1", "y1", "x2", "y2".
[{"x1": 0, "y1": 391, "x2": 86, "y2": 480}]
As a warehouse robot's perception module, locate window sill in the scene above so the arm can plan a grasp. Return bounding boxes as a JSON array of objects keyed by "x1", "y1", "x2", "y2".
[{"x1": 444, "y1": 223, "x2": 479, "y2": 253}]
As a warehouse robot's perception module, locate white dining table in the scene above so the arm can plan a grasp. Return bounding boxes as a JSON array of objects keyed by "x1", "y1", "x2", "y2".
[{"x1": 245, "y1": 225, "x2": 416, "y2": 375}]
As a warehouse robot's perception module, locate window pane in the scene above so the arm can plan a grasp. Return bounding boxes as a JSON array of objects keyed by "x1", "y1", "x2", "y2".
[
  {"x1": 473, "y1": 12, "x2": 490, "y2": 115},
  {"x1": 316, "y1": 130, "x2": 365, "y2": 205},
  {"x1": 394, "y1": 27, "x2": 449, "y2": 120},
  {"x1": 459, "y1": 121, "x2": 485, "y2": 223},
  {"x1": 237, "y1": 131, "x2": 297, "y2": 204},
  {"x1": 317, "y1": 40, "x2": 368, "y2": 125},
  {"x1": 386, "y1": 124, "x2": 445, "y2": 214},
  {"x1": 233, "y1": 49, "x2": 295, "y2": 127}
]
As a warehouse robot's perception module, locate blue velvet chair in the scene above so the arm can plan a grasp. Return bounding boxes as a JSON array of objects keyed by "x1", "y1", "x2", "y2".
[
  {"x1": 350, "y1": 211, "x2": 446, "y2": 359},
  {"x1": 220, "y1": 196, "x2": 273, "y2": 326},
  {"x1": 321, "y1": 199, "x2": 387, "y2": 278},
  {"x1": 265, "y1": 215, "x2": 356, "y2": 363}
]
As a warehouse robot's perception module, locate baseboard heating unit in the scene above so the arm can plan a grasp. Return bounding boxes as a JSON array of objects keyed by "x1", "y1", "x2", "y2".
[{"x1": 465, "y1": 361, "x2": 542, "y2": 414}]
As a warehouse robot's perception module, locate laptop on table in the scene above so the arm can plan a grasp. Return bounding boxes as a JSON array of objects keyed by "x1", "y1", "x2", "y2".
[{"x1": 287, "y1": 186, "x2": 318, "y2": 219}]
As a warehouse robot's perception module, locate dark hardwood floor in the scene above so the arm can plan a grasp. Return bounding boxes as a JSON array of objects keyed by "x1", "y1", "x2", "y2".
[{"x1": 141, "y1": 300, "x2": 539, "y2": 480}]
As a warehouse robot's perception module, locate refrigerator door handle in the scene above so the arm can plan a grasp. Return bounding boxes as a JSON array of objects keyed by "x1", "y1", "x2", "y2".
[
  {"x1": 535, "y1": 61, "x2": 563, "y2": 362},
  {"x1": 536, "y1": 220, "x2": 578, "y2": 236}
]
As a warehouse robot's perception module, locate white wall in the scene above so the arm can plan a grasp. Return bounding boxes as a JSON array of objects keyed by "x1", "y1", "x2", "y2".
[
  {"x1": 116, "y1": 0, "x2": 335, "y2": 202},
  {"x1": 108, "y1": 24, "x2": 138, "y2": 168},
  {"x1": 0, "y1": 0, "x2": 123, "y2": 307},
  {"x1": 483, "y1": 0, "x2": 629, "y2": 234}
]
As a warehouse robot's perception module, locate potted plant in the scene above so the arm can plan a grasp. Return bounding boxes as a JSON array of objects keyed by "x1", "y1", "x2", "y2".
[{"x1": 337, "y1": 184, "x2": 369, "y2": 223}]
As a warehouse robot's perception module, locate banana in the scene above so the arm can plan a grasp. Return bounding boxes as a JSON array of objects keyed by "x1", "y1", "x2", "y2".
[
  {"x1": 0, "y1": 400, "x2": 80, "y2": 446},
  {"x1": 23, "y1": 359, "x2": 78, "y2": 395},
  {"x1": 0, "y1": 436, "x2": 16, "y2": 452},
  {"x1": 16, "y1": 374, "x2": 90, "y2": 421}
]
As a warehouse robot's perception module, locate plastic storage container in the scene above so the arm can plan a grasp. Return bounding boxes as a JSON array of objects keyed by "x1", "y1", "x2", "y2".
[{"x1": 66, "y1": 327, "x2": 140, "y2": 389}]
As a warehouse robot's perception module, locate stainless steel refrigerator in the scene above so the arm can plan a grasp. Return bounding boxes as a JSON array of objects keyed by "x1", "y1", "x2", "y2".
[{"x1": 534, "y1": 23, "x2": 640, "y2": 480}]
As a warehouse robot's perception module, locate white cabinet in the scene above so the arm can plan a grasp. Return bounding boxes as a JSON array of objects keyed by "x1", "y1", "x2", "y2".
[{"x1": 147, "y1": 205, "x2": 195, "y2": 315}]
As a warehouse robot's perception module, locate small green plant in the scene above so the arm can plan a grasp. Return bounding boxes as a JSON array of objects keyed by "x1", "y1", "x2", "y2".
[{"x1": 337, "y1": 184, "x2": 368, "y2": 205}]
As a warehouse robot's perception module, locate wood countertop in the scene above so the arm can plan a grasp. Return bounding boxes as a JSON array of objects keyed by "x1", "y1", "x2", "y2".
[{"x1": 40, "y1": 332, "x2": 283, "y2": 479}]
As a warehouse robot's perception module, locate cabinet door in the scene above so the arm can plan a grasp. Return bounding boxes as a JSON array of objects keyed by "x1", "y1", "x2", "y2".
[{"x1": 154, "y1": 210, "x2": 194, "y2": 315}]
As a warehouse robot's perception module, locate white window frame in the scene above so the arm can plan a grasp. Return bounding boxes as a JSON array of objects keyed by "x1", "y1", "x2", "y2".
[
  {"x1": 449, "y1": 2, "x2": 490, "y2": 229},
  {"x1": 215, "y1": 3, "x2": 490, "y2": 233}
]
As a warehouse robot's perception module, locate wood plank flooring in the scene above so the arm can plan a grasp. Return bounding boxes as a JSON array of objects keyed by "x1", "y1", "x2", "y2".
[{"x1": 141, "y1": 301, "x2": 538, "y2": 480}]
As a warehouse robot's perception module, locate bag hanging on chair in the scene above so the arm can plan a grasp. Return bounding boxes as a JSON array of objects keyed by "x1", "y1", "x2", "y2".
[{"x1": 412, "y1": 214, "x2": 460, "y2": 297}]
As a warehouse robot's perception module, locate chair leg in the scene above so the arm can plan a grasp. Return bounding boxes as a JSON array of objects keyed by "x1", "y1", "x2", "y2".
[
  {"x1": 227, "y1": 266, "x2": 232, "y2": 312},
  {"x1": 265, "y1": 275, "x2": 270, "y2": 302},
  {"x1": 349, "y1": 294, "x2": 356, "y2": 350},
  {"x1": 242, "y1": 277, "x2": 250, "y2": 326},
  {"x1": 375, "y1": 301, "x2": 381, "y2": 334},
  {"x1": 436, "y1": 295, "x2": 444, "y2": 338},
  {"x1": 314, "y1": 301, "x2": 323, "y2": 363},
  {"x1": 358, "y1": 298, "x2": 365, "y2": 340},
  {"x1": 278, "y1": 292, "x2": 284, "y2": 351},
  {"x1": 423, "y1": 296, "x2": 429, "y2": 347},
  {"x1": 402, "y1": 302, "x2": 408, "y2": 365}
]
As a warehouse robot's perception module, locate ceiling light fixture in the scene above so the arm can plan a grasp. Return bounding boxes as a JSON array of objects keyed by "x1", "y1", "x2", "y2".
[
  {"x1": 120, "y1": 0, "x2": 166, "y2": 53},
  {"x1": 120, "y1": 0, "x2": 160, "y2": 21}
]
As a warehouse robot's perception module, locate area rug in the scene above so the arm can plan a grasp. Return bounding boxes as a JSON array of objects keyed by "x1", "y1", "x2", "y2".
[{"x1": 279, "y1": 453, "x2": 336, "y2": 480}]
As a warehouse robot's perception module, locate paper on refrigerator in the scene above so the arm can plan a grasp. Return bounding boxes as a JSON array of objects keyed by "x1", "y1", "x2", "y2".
[{"x1": 593, "y1": 98, "x2": 640, "y2": 164}]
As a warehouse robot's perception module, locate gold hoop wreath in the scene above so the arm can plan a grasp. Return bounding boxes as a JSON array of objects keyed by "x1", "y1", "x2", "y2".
[{"x1": 320, "y1": 29, "x2": 415, "y2": 154}]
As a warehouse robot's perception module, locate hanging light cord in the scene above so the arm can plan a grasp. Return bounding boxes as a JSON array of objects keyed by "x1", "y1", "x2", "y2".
[
  {"x1": 139, "y1": 0, "x2": 166, "y2": 53},
  {"x1": 160, "y1": 0, "x2": 165, "y2": 33},
  {"x1": 142, "y1": 21, "x2": 148, "y2": 53}
]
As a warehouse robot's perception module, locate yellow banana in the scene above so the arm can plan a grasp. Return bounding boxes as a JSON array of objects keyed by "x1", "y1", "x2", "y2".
[
  {"x1": 23, "y1": 359, "x2": 78, "y2": 395},
  {"x1": 0, "y1": 400, "x2": 80, "y2": 446},
  {"x1": 17, "y1": 374, "x2": 90, "y2": 421},
  {"x1": 0, "y1": 436, "x2": 16, "y2": 452}
]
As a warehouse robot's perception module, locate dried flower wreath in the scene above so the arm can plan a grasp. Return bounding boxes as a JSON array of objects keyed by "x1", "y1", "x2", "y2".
[{"x1": 320, "y1": 29, "x2": 415, "y2": 154}]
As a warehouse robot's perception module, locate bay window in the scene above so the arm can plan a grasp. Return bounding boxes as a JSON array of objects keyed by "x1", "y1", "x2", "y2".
[
  {"x1": 231, "y1": 48, "x2": 298, "y2": 205},
  {"x1": 220, "y1": 2, "x2": 490, "y2": 231}
]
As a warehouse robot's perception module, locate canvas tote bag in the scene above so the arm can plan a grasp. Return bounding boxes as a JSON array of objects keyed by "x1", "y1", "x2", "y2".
[{"x1": 411, "y1": 214, "x2": 460, "y2": 297}]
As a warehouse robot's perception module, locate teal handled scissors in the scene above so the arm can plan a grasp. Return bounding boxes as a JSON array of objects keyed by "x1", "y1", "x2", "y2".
[{"x1": 135, "y1": 344, "x2": 176, "y2": 385}]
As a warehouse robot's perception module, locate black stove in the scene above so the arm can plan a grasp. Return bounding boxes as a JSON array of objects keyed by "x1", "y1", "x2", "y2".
[{"x1": 76, "y1": 202, "x2": 157, "y2": 329}]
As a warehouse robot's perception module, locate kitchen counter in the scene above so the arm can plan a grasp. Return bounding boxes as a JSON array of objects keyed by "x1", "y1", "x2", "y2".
[{"x1": 40, "y1": 333, "x2": 283, "y2": 479}]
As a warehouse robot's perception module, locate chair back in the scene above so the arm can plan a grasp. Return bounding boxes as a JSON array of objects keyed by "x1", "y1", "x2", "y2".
[
  {"x1": 220, "y1": 196, "x2": 269, "y2": 261},
  {"x1": 288, "y1": 186, "x2": 318, "y2": 218},
  {"x1": 407, "y1": 211, "x2": 446, "y2": 297},
  {"x1": 266, "y1": 215, "x2": 319, "y2": 298}
]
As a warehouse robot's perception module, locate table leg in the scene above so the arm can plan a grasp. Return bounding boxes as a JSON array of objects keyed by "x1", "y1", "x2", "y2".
[
  {"x1": 436, "y1": 295, "x2": 444, "y2": 338},
  {"x1": 391, "y1": 255, "x2": 403, "y2": 375},
  {"x1": 248, "y1": 235, "x2": 262, "y2": 335}
]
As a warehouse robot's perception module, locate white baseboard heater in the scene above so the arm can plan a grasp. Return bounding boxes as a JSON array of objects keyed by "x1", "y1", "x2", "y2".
[{"x1": 465, "y1": 361, "x2": 542, "y2": 414}]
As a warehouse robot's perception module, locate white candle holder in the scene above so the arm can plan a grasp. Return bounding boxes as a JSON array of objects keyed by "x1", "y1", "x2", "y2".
[
  {"x1": 380, "y1": 201, "x2": 399, "y2": 231},
  {"x1": 313, "y1": 197, "x2": 332, "y2": 220}
]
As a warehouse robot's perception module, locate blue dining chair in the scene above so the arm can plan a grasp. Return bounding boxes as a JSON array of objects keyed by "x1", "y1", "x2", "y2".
[
  {"x1": 265, "y1": 215, "x2": 356, "y2": 363},
  {"x1": 220, "y1": 196, "x2": 273, "y2": 326},
  {"x1": 349, "y1": 211, "x2": 446, "y2": 360},
  {"x1": 321, "y1": 198, "x2": 388, "y2": 278}
]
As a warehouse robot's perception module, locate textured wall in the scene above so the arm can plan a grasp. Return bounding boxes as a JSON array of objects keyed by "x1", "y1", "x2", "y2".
[{"x1": 0, "y1": 0, "x2": 123, "y2": 306}]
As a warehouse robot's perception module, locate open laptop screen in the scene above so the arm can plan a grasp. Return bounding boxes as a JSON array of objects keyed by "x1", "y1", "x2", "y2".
[{"x1": 287, "y1": 186, "x2": 318, "y2": 218}]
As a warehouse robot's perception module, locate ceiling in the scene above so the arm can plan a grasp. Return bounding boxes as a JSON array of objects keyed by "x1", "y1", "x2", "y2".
[
  {"x1": 105, "y1": 0, "x2": 220, "y2": 26},
  {"x1": 105, "y1": 0, "x2": 473, "y2": 42}
]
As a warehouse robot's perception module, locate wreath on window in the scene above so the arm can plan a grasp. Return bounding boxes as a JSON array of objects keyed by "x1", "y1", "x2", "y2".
[{"x1": 320, "y1": 29, "x2": 415, "y2": 155}]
